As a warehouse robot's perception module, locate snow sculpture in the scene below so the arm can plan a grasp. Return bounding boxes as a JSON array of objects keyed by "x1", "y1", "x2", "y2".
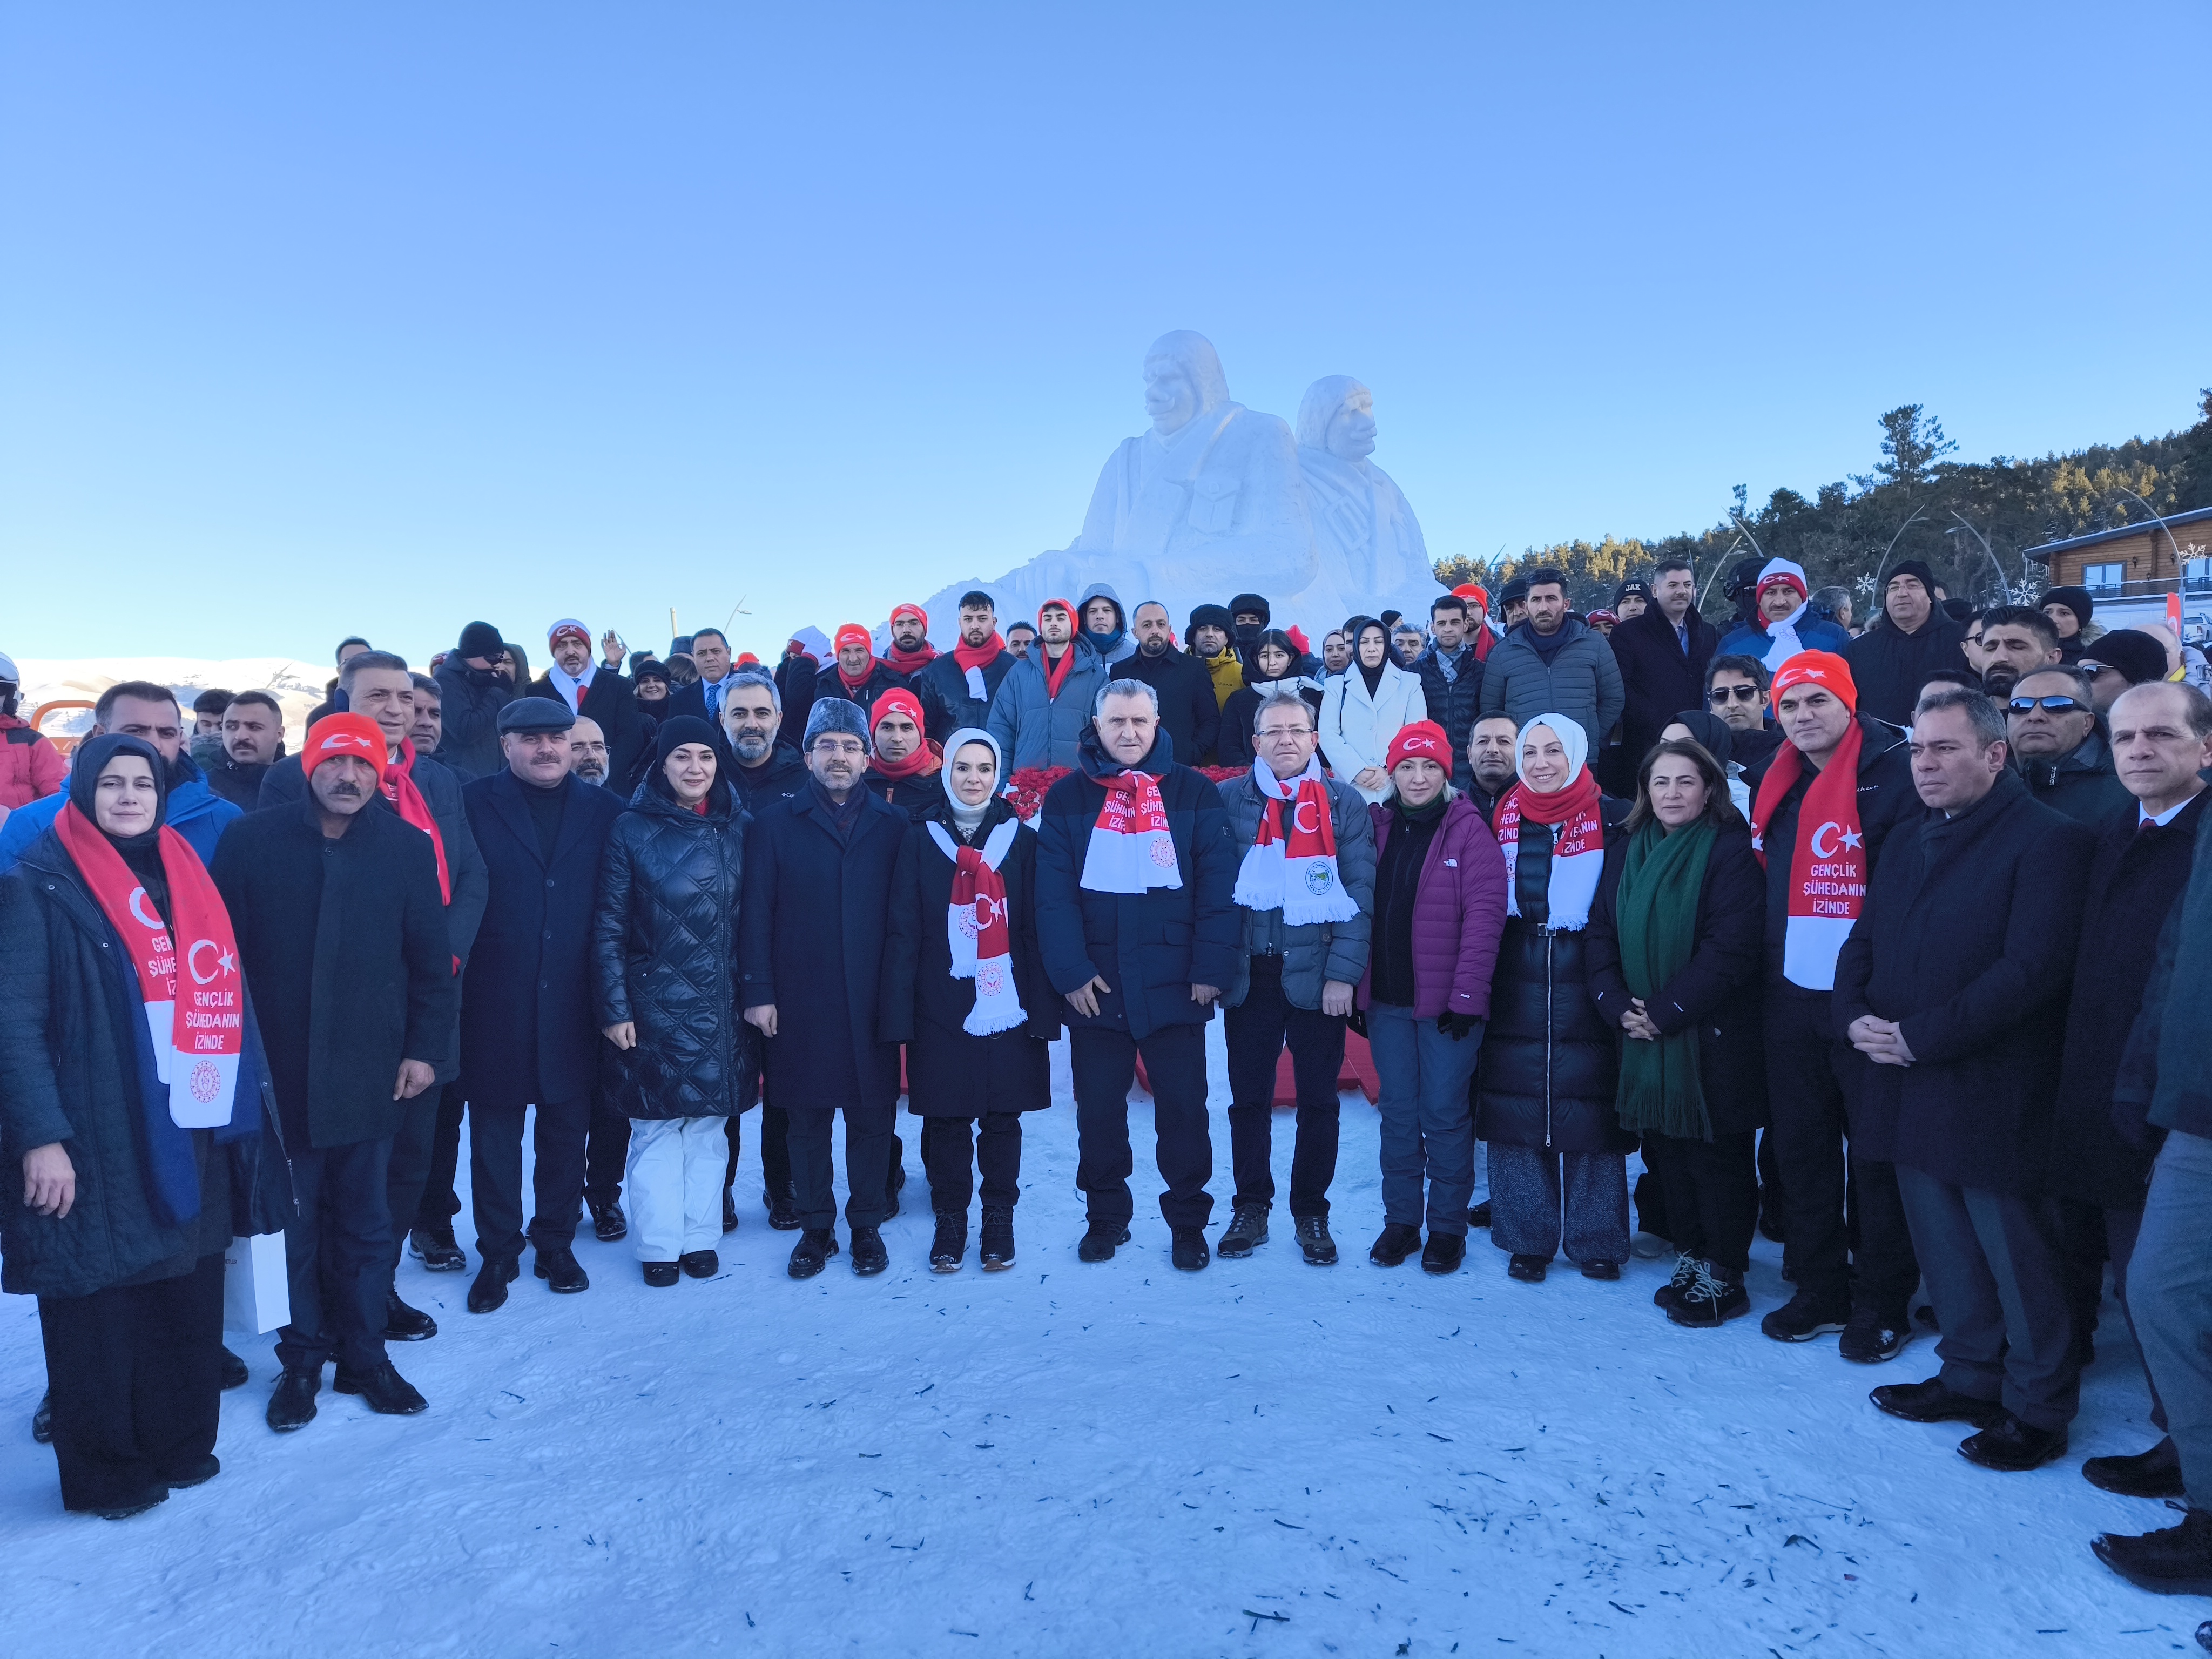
[{"x1": 1287, "y1": 375, "x2": 1443, "y2": 631}]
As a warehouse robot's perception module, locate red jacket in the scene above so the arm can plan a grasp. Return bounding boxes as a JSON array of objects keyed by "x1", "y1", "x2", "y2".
[{"x1": 0, "y1": 714, "x2": 66, "y2": 812}]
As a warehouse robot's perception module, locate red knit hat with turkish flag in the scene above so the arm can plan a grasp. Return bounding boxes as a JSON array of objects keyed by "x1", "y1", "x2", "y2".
[
  {"x1": 304, "y1": 713, "x2": 386, "y2": 778},
  {"x1": 1769, "y1": 650, "x2": 1857, "y2": 713},
  {"x1": 1386, "y1": 720, "x2": 1452, "y2": 773},
  {"x1": 834, "y1": 623, "x2": 873, "y2": 655}
]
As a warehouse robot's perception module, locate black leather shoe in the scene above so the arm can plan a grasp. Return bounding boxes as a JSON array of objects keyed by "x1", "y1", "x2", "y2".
[
  {"x1": 267, "y1": 1367, "x2": 321, "y2": 1433},
  {"x1": 467, "y1": 1253, "x2": 520, "y2": 1313},
  {"x1": 766, "y1": 1183, "x2": 801, "y2": 1231},
  {"x1": 220, "y1": 1346, "x2": 249, "y2": 1389},
  {"x1": 1869, "y1": 1377, "x2": 2005, "y2": 1428},
  {"x1": 722, "y1": 1188, "x2": 740, "y2": 1233},
  {"x1": 642, "y1": 1260, "x2": 680, "y2": 1287},
  {"x1": 1171, "y1": 1227, "x2": 1210, "y2": 1271},
  {"x1": 2085, "y1": 1437, "x2": 2187, "y2": 1500},
  {"x1": 32, "y1": 1391, "x2": 52, "y2": 1444},
  {"x1": 1959, "y1": 1413, "x2": 2067, "y2": 1472},
  {"x1": 164, "y1": 1454, "x2": 220, "y2": 1490},
  {"x1": 409, "y1": 1223, "x2": 467, "y2": 1273},
  {"x1": 1580, "y1": 1259, "x2": 1621, "y2": 1281},
  {"x1": 334, "y1": 1360, "x2": 428, "y2": 1415},
  {"x1": 788, "y1": 1228, "x2": 838, "y2": 1279},
  {"x1": 851, "y1": 1225, "x2": 889, "y2": 1276},
  {"x1": 1368, "y1": 1223, "x2": 1422, "y2": 1266},
  {"x1": 679, "y1": 1249, "x2": 718, "y2": 1279},
  {"x1": 1507, "y1": 1253, "x2": 1549, "y2": 1283},
  {"x1": 1467, "y1": 1200, "x2": 1492, "y2": 1230},
  {"x1": 2094, "y1": 1506, "x2": 2212, "y2": 1595},
  {"x1": 1421, "y1": 1232, "x2": 1466, "y2": 1274},
  {"x1": 383, "y1": 1289, "x2": 436, "y2": 1341},
  {"x1": 1078, "y1": 1222, "x2": 1130, "y2": 1263},
  {"x1": 534, "y1": 1243, "x2": 589, "y2": 1293},
  {"x1": 93, "y1": 1489, "x2": 168, "y2": 1521},
  {"x1": 588, "y1": 1197, "x2": 628, "y2": 1243}
]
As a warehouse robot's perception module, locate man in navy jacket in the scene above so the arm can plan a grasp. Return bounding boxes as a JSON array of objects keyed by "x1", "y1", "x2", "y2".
[{"x1": 1033, "y1": 679, "x2": 1239, "y2": 1271}]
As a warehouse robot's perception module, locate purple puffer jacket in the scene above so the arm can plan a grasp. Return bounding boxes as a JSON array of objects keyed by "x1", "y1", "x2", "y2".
[{"x1": 1356, "y1": 795, "x2": 1508, "y2": 1019}]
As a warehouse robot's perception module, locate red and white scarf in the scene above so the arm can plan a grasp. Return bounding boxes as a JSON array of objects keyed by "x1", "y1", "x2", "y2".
[
  {"x1": 56, "y1": 803, "x2": 244, "y2": 1127},
  {"x1": 1493, "y1": 770, "x2": 1606, "y2": 931},
  {"x1": 386, "y1": 740, "x2": 452, "y2": 905},
  {"x1": 1232, "y1": 756, "x2": 1358, "y2": 924},
  {"x1": 952, "y1": 632, "x2": 1004, "y2": 702},
  {"x1": 1080, "y1": 765, "x2": 1182, "y2": 894},
  {"x1": 1750, "y1": 720, "x2": 1866, "y2": 989},
  {"x1": 927, "y1": 818, "x2": 1028, "y2": 1034}
]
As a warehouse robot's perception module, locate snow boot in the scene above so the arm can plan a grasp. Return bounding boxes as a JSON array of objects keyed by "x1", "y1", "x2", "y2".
[
  {"x1": 1171, "y1": 1227, "x2": 1210, "y2": 1272},
  {"x1": 850, "y1": 1225, "x2": 889, "y2": 1277},
  {"x1": 2095, "y1": 1508, "x2": 2212, "y2": 1596},
  {"x1": 642, "y1": 1261, "x2": 680, "y2": 1288},
  {"x1": 1078, "y1": 1222, "x2": 1130, "y2": 1262},
  {"x1": 588, "y1": 1196, "x2": 628, "y2": 1243},
  {"x1": 1667, "y1": 1260, "x2": 1749, "y2": 1327},
  {"x1": 220, "y1": 1347, "x2": 249, "y2": 1390},
  {"x1": 334, "y1": 1360, "x2": 428, "y2": 1416},
  {"x1": 930, "y1": 1212, "x2": 967, "y2": 1274},
  {"x1": 679, "y1": 1250, "x2": 719, "y2": 1279},
  {"x1": 1368, "y1": 1223, "x2": 1422, "y2": 1266},
  {"x1": 1759, "y1": 1286, "x2": 1850, "y2": 1343},
  {"x1": 1653, "y1": 1251, "x2": 1698, "y2": 1311},
  {"x1": 979, "y1": 1206, "x2": 1016, "y2": 1271},
  {"x1": 1959, "y1": 1414, "x2": 2067, "y2": 1472},
  {"x1": 467, "y1": 1253, "x2": 520, "y2": 1313},
  {"x1": 1421, "y1": 1233, "x2": 1466, "y2": 1274},
  {"x1": 1507, "y1": 1253, "x2": 1549, "y2": 1283},
  {"x1": 534, "y1": 1243, "x2": 590, "y2": 1293},
  {"x1": 1217, "y1": 1202, "x2": 1269, "y2": 1258},
  {"x1": 788, "y1": 1229, "x2": 838, "y2": 1279},
  {"x1": 32, "y1": 1391, "x2": 52, "y2": 1444},
  {"x1": 266, "y1": 1367, "x2": 321, "y2": 1433},
  {"x1": 1296, "y1": 1215, "x2": 1338, "y2": 1266},
  {"x1": 1838, "y1": 1306, "x2": 1913, "y2": 1364},
  {"x1": 383, "y1": 1288, "x2": 436, "y2": 1342},
  {"x1": 2085, "y1": 1437, "x2": 2186, "y2": 1500},
  {"x1": 1869, "y1": 1377, "x2": 2005, "y2": 1428},
  {"x1": 766, "y1": 1183, "x2": 801, "y2": 1231},
  {"x1": 409, "y1": 1223, "x2": 467, "y2": 1273}
]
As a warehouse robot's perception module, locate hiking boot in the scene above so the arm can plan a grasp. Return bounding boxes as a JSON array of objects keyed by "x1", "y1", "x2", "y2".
[
  {"x1": 266, "y1": 1367, "x2": 320, "y2": 1433},
  {"x1": 642, "y1": 1260, "x2": 680, "y2": 1287},
  {"x1": 588, "y1": 1197, "x2": 628, "y2": 1243},
  {"x1": 1653, "y1": 1251, "x2": 1698, "y2": 1311},
  {"x1": 1217, "y1": 1202, "x2": 1269, "y2": 1258},
  {"x1": 1295, "y1": 1215, "x2": 1338, "y2": 1265},
  {"x1": 766, "y1": 1183, "x2": 801, "y2": 1231},
  {"x1": 979, "y1": 1205, "x2": 1016, "y2": 1271},
  {"x1": 534, "y1": 1243, "x2": 589, "y2": 1293},
  {"x1": 930, "y1": 1212, "x2": 968, "y2": 1274},
  {"x1": 409, "y1": 1223, "x2": 467, "y2": 1273},
  {"x1": 679, "y1": 1249, "x2": 719, "y2": 1279},
  {"x1": 788, "y1": 1228, "x2": 838, "y2": 1279},
  {"x1": 1507, "y1": 1253, "x2": 1549, "y2": 1283},
  {"x1": 1421, "y1": 1232, "x2": 1466, "y2": 1274},
  {"x1": 1368, "y1": 1223, "x2": 1422, "y2": 1266},
  {"x1": 1869, "y1": 1377, "x2": 2005, "y2": 1428},
  {"x1": 1759, "y1": 1287, "x2": 1851, "y2": 1343},
  {"x1": 1667, "y1": 1259, "x2": 1749, "y2": 1327},
  {"x1": 1171, "y1": 1227, "x2": 1210, "y2": 1272},
  {"x1": 467, "y1": 1253, "x2": 519, "y2": 1313},
  {"x1": 850, "y1": 1225, "x2": 889, "y2": 1276},
  {"x1": 1838, "y1": 1307, "x2": 1913, "y2": 1365},
  {"x1": 1078, "y1": 1222, "x2": 1130, "y2": 1263},
  {"x1": 2094, "y1": 1507, "x2": 2212, "y2": 1595},
  {"x1": 383, "y1": 1289, "x2": 436, "y2": 1342},
  {"x1": 2085, "y1": 1437, "x2": 2187, "y2": 1500},
  {"x1": 333, "y1": 1360, "x2": 428, "y2": 1416}
]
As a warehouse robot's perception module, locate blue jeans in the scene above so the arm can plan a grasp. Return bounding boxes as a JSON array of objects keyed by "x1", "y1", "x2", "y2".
[
  {"x1": 2131, "y1": 1131, "x2": 2212, "y2": 1506},
  {"x1": 1366, "y1": 1003, "x2": 1481, "y2": 1235}
]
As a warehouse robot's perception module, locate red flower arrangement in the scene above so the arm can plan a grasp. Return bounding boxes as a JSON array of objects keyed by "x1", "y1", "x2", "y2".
[{"x1": 1004, "y1": 766, "x2": 1069, "y2": 821}]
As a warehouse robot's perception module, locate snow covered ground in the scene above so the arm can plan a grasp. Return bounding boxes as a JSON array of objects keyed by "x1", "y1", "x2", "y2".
[{"x1": 0, "y1": 1024, "x2": 2197, "y2": 1656}]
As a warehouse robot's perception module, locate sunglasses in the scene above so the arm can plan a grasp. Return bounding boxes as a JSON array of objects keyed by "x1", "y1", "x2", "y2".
[
  {"x1": 1707, "y1": 685, "x2": 1763, "y2": 704},
  {"x1": 2008, "y1": 695, "x2": 2087, "y2": 715}
]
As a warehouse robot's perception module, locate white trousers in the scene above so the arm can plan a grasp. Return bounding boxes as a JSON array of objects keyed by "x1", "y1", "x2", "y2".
[{"x1": 625, "y1": 1116, "x2": 727, "y2": 1262}]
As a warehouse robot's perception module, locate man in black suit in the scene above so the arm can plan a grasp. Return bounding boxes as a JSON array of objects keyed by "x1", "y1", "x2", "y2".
[
  {"x1": 662, "y1": 626, "x2": 740, "y2": 728},
  {"x1": 526, "y1": 619, "x2": 647, "y2": 790}
]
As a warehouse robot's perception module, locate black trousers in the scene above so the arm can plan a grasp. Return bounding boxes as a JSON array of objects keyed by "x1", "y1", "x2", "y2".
[
  {"x1": 2061, "y1": 1199, "x2": 2167, "y2": 1429},
  {"x1": 1224, "y1": 957, "x2": 1344, "y2": 1218},
  {"x1": 1763, "y1": 986, "x2": 1919, "y2": 1316},
  {"x1": 725, "y1": 1100, "x2": 794, "y2": 1197},
  {"x1": 38, "y1": 1252, "x2": 224, "y2": 1513},
  {"x1": 1641, "y1": 1131, "x2": 1758, "y2": 1272},
  {"x1": 278, "y1": 1136, "x2": 395, "y2": 1375},
  {"x1": 469, "y1": 1095, "x2": 590, "y2": 1260},
  {"x1": 788, "y1": 1103, "x2": 897, "y2": 1230},
  {"x1": 584, "y1": 1083, "x2": 630, "y2": 1208},
  {"x1": 412, "y1": 1081, "x2": 467, "y2": 1232},
  {"x1": 920, "y1": 1112, "x2": 1022, "y2": 1211},
  {"x1": 385, "y1": 1088, "x2": 442, "y2": 1277},
  {"x1": 1070, "y1": 1023, "x2": 1214, "y2": 1229}
]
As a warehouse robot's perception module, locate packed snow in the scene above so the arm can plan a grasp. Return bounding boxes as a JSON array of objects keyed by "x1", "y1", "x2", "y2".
[{"x1": 0, "y1": 1024, "x2": 2192, "y2": 1655}]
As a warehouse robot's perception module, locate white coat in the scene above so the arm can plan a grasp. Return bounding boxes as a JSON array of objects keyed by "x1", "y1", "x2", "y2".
[{"x1": 1319, "y1": 661, "x2": 1429, "y2": 804}]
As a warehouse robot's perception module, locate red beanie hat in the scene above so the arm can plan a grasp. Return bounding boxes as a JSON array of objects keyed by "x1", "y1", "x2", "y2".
[
  {"x1": 889, "y1": 603, "x2": 928, "y2": 629},
  {"x1": 869, "y1": 688, "x2": 926, "y2": 733},
  {"x1": 1769, "y1": 650, "x2": 1857, "y2": 713},
  {"x1": 1038, "y1": 597, "x2": 1075, "y2": 625},
  {"x1": 1453, "y1": 582, "x2": 1491, "y2": 609},
  {"x1": 833, "y1": 623, "x2": 872, "y2": 656},
  {"x1": 1386, "y1": 720, "x2": 1452, "y2": 774},
  {"x1": 304, "y1": 713, "x2": 386, "y2": 777},
  {"x1": 1285, "y1": 625, "x2": 1312, "y2": 654}
]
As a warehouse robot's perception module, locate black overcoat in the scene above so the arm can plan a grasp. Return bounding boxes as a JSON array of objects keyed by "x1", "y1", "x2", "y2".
[{"x1": 460, "y1": 768, "x2": 624, "y2": 1108}]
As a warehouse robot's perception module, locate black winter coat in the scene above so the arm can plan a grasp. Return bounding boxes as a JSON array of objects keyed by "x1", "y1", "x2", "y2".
[
  {"x1": 1586, "y1": 825, "x2": 1769, "y2": 1137},
  {"x1": 2118, "y1": 805, "x2": 2212, "y2": 1141},
  {"x1": 879, "y1": 797, "x2": 1060, "y2": 1116},
  {"x1": 1216, "y1": 679, "x2": 1327, "y2": 771},
  {"x1": 526, "y1": 670, "x2": 649, "y2": 799},
  {"x1": 2050, "y1": 792, "x2": 2207, "y2": 1209},
  {"x1": 729, "y1": 743, "x2": 809, "y2": 815},
  {"x1": 1608, "y1": 606, "x2": 1721, "y2": 773},
  {"x1": 1412, "y1": 644, "x2": 1487, "y2": 791},
  {"x1": 431, "y1": 659, "x2": 516, "y2": 780},
  {"x1": 1118, "y1": 648, "x2": 1225, "y2": 767},
  {"x1": 1833, "y1": 771, "x2": 2094, "y2": 1193},
  {"x1": 865, "y1": 766, "x2": 948, "y2": 822},
  {"x1": 213, "y1": 799, "x2": 457, "y2": 1149},
  {"x1": 2020, "y1": 731, "x2": 2133, "y2": 827},
  {"x1": 1843, "y1": 612, "x2": 1971, "y2": 727},
  {"x1": 1032, "y1": 731, "x2": 1241, "y2": 1041},
  {"x1": 912, "y1": 648, "x2": 1015, "y2": 746},
  {"x1": 459, "y1": 770, "x2": 625, "y2": 1108},
  {"x1": 772, "y1": 655, "x2": 819, "y2": 753},
  {"x1": 808, "y1": 658, "x2": 911, "y2": 726},
  {"x1": 737, "y1": 785, "x2": 907, "y2": 1110},
  {"x1": 0, "y1": 837, "x2": 291, "y2": 1299},
  {"x1": 1476, "y1": 797, "x2": 1637, "y2": 1154},
  {"x1": 590, "y1": 778, "x2": 757, "y2": 1120}
]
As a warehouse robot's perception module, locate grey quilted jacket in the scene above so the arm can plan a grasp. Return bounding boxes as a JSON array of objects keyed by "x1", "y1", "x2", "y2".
[{"x1": 1218, "y1": 770, "x2": 1377, "y2": 1010}]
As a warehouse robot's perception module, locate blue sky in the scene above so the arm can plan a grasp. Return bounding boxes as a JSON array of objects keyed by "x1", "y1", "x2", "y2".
[{"x1": 4, "y1": 3, "x2": 2207, "y2": 666}]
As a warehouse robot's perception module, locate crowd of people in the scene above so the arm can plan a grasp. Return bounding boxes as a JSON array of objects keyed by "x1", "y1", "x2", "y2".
[{"x1": 3, "y1": 557, "x2": 2212, "y2": 1621}]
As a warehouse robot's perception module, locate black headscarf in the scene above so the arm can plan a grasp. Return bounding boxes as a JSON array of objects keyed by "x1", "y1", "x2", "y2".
[
  {"x1": 1346, "y1": 616, "x2": 1390, "y2": 696},
  {"x1": 1665, "y1": 709, "x2": 1733, "y2": 771},
  {"x1": 67, "y1": 732, "x2": 173, "y2": 918}
]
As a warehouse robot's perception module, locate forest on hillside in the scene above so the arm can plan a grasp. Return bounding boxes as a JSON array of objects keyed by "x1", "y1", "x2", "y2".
[{"x1": 1436, "y1": 390, "x2": 2212, "y2": 619}]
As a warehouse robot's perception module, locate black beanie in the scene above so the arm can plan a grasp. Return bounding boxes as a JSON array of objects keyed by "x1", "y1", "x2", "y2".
[
  {"x1": 2080, "y1": 628, "x2": 2168, "y2": 686},
  {"x1": 457, "y1": 620, "x2": 506, "y2": 660},
  {"x1": 2041, "y1": 585, "x2": 2095, "y2": 630},
  {"x1": 1228, "y1": 592, "x2": 1271, "y2": 625},
  {"x1": 654, "y1": 715, "x2": 719, "y2": 759},
  {"x1": 1887, "y1": 559, "x2": 1938, "y2": 597}
]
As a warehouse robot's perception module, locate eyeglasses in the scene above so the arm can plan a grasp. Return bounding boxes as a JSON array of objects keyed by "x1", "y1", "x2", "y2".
[
  {"x1": 2008, "y1": 696, "x2": 2087, "y2": 715},
  {"x1": 1707, "y1": 685, "x2": 1763, "y2": 704}
]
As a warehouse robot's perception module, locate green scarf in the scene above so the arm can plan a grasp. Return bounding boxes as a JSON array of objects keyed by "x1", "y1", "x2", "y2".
[{"x1": 1613, "y1": 817, "x2": 1716, "y2": 1141}]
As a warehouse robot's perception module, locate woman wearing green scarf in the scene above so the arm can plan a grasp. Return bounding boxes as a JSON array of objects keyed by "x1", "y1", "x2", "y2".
[{"x1": 1587, "y1": 738, "x2": 1767, "y2": 1327}]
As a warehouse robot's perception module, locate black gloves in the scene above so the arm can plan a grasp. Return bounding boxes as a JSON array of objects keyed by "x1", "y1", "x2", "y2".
[{"x1": 1437, "y1": 1013, "x2": 1479, "y2": 1041}]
